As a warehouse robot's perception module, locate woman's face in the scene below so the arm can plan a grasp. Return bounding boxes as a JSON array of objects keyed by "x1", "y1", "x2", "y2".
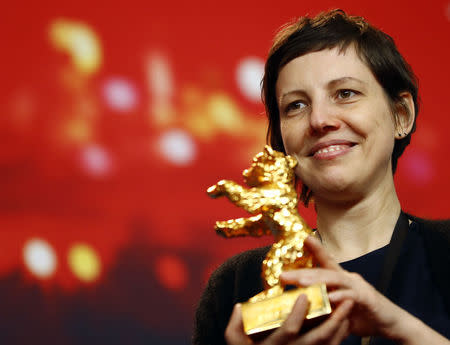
[{"x1": 276, "y1": 46, "x2": 397, "y2": 202}]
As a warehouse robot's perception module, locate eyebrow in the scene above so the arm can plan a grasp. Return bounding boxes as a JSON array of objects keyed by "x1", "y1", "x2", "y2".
[
  {"x1": 278, "y1": 76, "x2": 366, "y2": 103},
  {"x1": 328, "y1": 76, "x2": 366, "y2": 88}
]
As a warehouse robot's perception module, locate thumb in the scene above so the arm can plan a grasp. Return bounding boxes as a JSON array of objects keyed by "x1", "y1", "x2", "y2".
[{"x1": 225, "y1": 304, "x2": 253, "y2": 345}]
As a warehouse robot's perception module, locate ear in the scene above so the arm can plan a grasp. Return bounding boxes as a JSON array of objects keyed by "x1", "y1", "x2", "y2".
[{"x1": 394, "y1": 92, "x2": 415, "y2": 139}]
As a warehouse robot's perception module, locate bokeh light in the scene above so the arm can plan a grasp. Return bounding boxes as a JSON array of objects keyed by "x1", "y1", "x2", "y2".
[
  {"x1": 80, "y1": 144, "x2": 113, "y2": 176},
  {"x1": 49, "y1": 19, "x2": 102, "y2": 75},
  {"x1": 155, "y1": 254, "x2": 188, "y2": 291},
  {"x1": 68, "y1": 244, "x2": 101, "y2": 282},
  {"x1": 158, "y1": 129, "x2": 196, "y2": 165},
  {"x1": 23, "y1": 239, "x2": 57, "y2": 279},
  {"x1": 103, "y1": 77, "x2": 139, "y2": 112},
  {"x1": 236, "y1": 57, "x2": 265, "y2": 102},
  {"x1": 147, "y1": 53, "x2": 173, "y2": 99},
  {"x1": 207, "y1": 93, "x2": 242, "y2": 132},
  {"x1": 403, "y1": 150, "x2": 434, "y2": 184},
  {"x1": 147, "y1": 53, "x2": 174, "y2": 125}
]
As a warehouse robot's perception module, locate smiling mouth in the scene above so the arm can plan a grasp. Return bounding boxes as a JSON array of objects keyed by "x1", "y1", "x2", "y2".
[
  {"x1": 315, "y1": 144, "x2": 350, "y2": 155},
  {"x1": 309, "y1": 142, "x2": 356, "y2": 159}
]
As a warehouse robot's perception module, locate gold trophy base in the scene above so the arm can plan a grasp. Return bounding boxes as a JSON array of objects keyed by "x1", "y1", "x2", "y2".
[{"x1": 241, "y1": 283, "x2": 331, "y2": 337}]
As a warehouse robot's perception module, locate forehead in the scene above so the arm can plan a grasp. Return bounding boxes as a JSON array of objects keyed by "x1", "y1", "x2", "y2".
[{"x1": 276, "y1": 46, "x2": 379, "y2": 96}]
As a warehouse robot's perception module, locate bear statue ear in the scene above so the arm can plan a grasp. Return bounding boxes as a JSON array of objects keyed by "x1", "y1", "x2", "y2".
[
  {"x1": 264, "y1": 145, "x2": 274, "y2": 156},
  {"x1": 286, "y1": 155, "x2": 297, "y2": 169},
  {"x1": 253, "y1": 151, "x2": 264, "y2": 162}
]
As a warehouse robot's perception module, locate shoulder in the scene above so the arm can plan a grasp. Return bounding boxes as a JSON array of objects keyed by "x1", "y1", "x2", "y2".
[
  {"x1": 213, "y1": 245, "x2": 270, "y2": 275},
  {"x1": 192, "y1": 246, "x2": 270, "y2": 345},
  {"x1": 200, "y1": 244, "x2": 270, "y2": 303},
  {"x1": 407, "y1": 214, "x2": 450, "y2": 243},
  {"x1": 407, "y1": 213, "x2": 450, "y2": 310},
  {"x1": 208, "y1": 245, "x2": 270, "y2": 301},
  {"x1": 406, "y1": 213, "x2": 450, "y2": 261}
]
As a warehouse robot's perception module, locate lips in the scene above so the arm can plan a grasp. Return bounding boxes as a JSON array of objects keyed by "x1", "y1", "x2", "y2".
[{"x1": 308, "y1": 140, "x2": 356, "y2": 158}]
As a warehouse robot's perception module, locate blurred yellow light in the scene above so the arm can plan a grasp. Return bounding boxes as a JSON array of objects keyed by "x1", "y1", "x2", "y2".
[
  {"x1": 60, "y1": 117, "x2": 93, "y2": 145},
  {"x1": 49, "y1": 19, "x2": 102, "y2": 75},
  {"x1": 68, "y1": 244, "x2": 101, "y2": 282},
  {"x1": 207, "y1": 93, "x2": 241, "y2": 132}
]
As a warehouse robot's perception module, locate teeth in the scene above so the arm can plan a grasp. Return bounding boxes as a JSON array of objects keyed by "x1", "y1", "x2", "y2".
[{"x1": 315, "y1": 145, "x2": 348, "y2": 155}]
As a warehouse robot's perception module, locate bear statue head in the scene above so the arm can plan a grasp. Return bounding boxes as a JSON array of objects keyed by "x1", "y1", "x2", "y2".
[{"x1": 243, "y1": 146, "x2": 297, "y2": 187}]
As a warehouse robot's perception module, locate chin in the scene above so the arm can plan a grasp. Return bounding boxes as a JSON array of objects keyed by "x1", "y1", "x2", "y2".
[
  {"x1": 308, "y1": 168, "x2": 354, "y2": 187},
  {"x1": 307, "y1": 174, "x2": 360, "y2": 200},
  {"x1": 317, "y1": 183, "x2": 352, "y2": 195}
]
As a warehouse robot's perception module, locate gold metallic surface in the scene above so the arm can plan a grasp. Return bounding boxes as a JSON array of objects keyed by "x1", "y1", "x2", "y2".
[
  {"x1": 207, "y1": 146, "x2": 331, "y2": 335},
  {"x1": 241, "y1": 284, "x2": 331, "y2": 335}
]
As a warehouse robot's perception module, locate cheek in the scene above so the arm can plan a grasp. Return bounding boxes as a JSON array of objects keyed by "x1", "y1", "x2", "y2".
[
  {"x1": 371, "y1": 110, "x2": 397, "y2": 145},
  {"x1": 353, "y1": 107, "x2": 396, "y2": 160},
  {"x1": 347, "y1": 105, "x2": 395, "y2": 140},
  {"x1": 280, "y1": 119, "x2": 308, "y2": 155}
]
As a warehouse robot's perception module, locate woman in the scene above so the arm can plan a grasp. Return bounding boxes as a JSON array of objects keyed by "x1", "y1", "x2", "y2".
[{"x1": 193, "y1": 10, "x2": 450, "y2": 345}]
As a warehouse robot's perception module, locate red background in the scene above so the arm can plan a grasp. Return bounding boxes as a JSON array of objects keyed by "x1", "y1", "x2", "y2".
[{"x1": 1, "y1": 1, "x2": 449, "y2": 344}]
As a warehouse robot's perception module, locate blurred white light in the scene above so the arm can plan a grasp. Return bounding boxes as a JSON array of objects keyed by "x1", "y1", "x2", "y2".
[
  {"x1": 158, "y1": 129, "x2": 196, "y2": 165},
  {"x1": 23, "y1": 239, "x2": 57, "y2": 278},
  {"x1": 103, "y1": 77, "x2": 138, "y2": 112},
  {"x1": 147, "y1": 53, "x2": 173, "y2": 100},
  {"x1": 236, "y1": 57, "x2": 264, "y2": 102},
  {"x1": 81, "y1": 145, "x2": 112, "y2": 176},
  {"x1": 146, "y1": 53, "x2": 174, "y2": 125}
]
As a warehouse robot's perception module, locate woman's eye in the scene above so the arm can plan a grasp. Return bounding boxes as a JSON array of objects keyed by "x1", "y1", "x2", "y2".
[
  {"x1": 337, "y1": 89, "x2": 357, "y2": 99},
  {"x1": 284, "y1": 101, "x2": 307, "y2": 114}
]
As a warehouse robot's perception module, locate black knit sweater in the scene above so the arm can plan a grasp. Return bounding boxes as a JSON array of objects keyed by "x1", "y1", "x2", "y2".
[{"x1": 192, "y1": 216, "x2": 450, "y2": 345}]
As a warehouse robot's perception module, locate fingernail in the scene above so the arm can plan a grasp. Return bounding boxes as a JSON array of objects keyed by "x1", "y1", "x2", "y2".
[
  {"x1": 296, "y1": 293, "x2": 309, "y2": 308},
  {"x1": 300, "y1": 294, "x2": 310, "y2": 304}
]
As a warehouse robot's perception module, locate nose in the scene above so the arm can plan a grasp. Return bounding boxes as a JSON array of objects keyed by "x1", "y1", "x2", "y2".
[{"x1": 308, "y1": 100, "x2": 341, "y2": 135}]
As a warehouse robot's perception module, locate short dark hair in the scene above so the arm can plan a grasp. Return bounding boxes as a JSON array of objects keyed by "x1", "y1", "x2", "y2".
[{"x1": 262, "y1": 9, "x2": 419, "y2": 204}]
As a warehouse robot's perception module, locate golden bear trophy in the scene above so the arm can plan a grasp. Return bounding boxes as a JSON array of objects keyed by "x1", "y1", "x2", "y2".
[{"x1": 207, "y1": 146, "x2": 331, "y2": 336}]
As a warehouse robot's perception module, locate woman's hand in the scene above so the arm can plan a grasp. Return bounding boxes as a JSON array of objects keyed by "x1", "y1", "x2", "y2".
[
  {"x1": 281, "y1": 236, "x2": 450, "y2": 345},
  {"x1": 225, "y1": 293, "x2": 354, "y2": 345},
  {"x1": 224, "y1": 236, "x2": 450, "y2": 345},
  {"x1": 280, "y1": 236, "x2": 400, "y2": 338}
]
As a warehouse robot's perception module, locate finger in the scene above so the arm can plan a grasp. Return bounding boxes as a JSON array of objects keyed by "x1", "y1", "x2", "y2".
[
  {"x1": 281, "y1": 268, "x2": 350, "y2": 288},
  {"x1": 225, "y1": 304, "x2": 252, "y2": 345},
  {"x1": 329, "y1": 319, "x2": 350, "y2": 345},
  {"x1": 266, "y1": 294, "x2": 309, "y2": 344},
  {"x1": 295, "y1": 299, "x2": 353, "y2": 345},
  {"x1": 328, "y1": 289, "x2": 358, "y2": 304},
  {"x1": 304, "y1": 236, "x2": 342, "y2": 270}
]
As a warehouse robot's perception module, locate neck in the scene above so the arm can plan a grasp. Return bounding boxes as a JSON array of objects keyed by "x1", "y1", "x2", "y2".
[{"x1": 314, "y1": 177, "x2": 401, "y2": 263}]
